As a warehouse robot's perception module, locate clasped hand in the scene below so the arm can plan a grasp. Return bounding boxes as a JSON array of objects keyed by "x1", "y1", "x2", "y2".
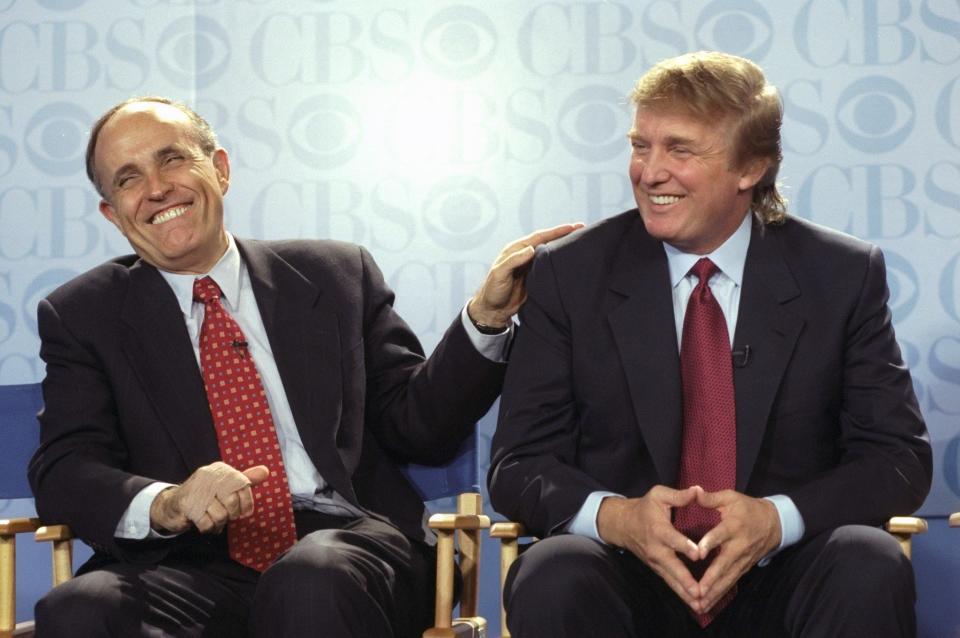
[
  {"x1": 597, "y1": 486, "x2": 781, "y2": 614},
  {"x1": 149, "y1": 461, "x2": 269, "y2": 535}
]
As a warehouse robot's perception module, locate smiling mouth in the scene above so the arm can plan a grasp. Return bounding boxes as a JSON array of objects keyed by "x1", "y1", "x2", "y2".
[
  {"x1": 648, "y1": 194, "x2": 684, "y2": 205},
  {"x1": 150, "y1": 205, "x2": 189, "y2": 225}
]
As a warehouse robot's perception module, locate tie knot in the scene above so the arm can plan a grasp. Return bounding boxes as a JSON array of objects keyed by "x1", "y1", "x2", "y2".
[
  {"x1": 690, "y1": 258, "x2": 719, "y2": 286},
  {"x1": 193, "y1": 276, "x2": 222, "y2": 303}
]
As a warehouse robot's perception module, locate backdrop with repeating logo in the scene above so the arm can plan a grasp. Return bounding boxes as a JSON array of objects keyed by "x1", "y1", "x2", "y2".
[{"x1": 1, "y1": 0, "x2": 958, "y2": 586}]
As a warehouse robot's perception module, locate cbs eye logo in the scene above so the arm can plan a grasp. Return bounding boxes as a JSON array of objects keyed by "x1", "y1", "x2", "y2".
[
  {"x1": 422, "y1": 176, "x2": 499, "y2": 250},
  {"x1": 286, "y1": 94, "x2": 362, "y2": 169},
  {"x1": 836, "y1": 77, "x2": 914, "y2": 153},
  {"x1": 558, "y1": 86, "x2": 631, "y2": 161},
  {"x1": 421, "y1": 5, "x2": 498, "y2": 79},
  {"x1": 24, "y1": 103, "x2": 90, "y2": 177},
  {"x1": 695, "y1": 0, "x2": 773, "y2": 60},
  {"x1": 941, "y1": 253, "x2": 960, "y2": 326},
  {"x1": 157, "y1": 15, "x2": 231, "y2": 89}
]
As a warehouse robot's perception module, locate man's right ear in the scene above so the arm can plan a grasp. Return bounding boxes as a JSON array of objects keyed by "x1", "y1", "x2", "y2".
[{"x1": 99, "y1": 199, "x2": 125, "y2": 236}]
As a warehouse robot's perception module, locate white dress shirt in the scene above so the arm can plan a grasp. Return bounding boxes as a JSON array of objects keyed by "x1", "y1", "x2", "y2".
[
  {"x1": 566, "y1": 213, "x2": 804, "y2": 562},
  {"x1": 116, "y1": 234, "x2": 511, "y2": 539}
]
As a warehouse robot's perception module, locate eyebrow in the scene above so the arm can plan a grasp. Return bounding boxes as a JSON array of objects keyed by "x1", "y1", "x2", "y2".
[{"x1": 627, "y1": 131, "x2": 698, "y2": 147}]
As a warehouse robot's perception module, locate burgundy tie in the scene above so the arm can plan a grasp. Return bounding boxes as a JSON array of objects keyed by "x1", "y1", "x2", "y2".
[
  {"x1": 193, "y1": 276, "x2": 297, "y2": 572},
  {"x1": 674, "y1": 258, "x2": 737, "y2": 626}
]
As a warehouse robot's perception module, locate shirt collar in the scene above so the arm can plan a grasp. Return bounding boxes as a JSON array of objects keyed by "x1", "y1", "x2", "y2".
[
  {"x1": 663, "y1": 212, "x2": 753, "y2": 288},
  {"x1": 158, "y1": 232, "x2": 243, "y2": 316}
]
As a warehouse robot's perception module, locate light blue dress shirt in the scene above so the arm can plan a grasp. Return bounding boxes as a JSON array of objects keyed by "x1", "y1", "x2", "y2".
[
  {"x1": 116, "y1": 234, "x2": 511, "y2": 539},
  {"x1": 566, "y1": 213, "x2": 804, "y2": 563}
]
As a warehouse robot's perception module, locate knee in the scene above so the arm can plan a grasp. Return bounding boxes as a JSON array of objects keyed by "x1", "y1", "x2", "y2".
[
  {"x1": 506, "y1": 535, "x2": 616, "y2": 608},
  {"x1": 259, "y1": 532, "x2": 369, "y2": 605},
  {"x1": 35, "y1": 572, "x2": 124, "y2": 638},
  {"x1": 823, "y1": 525, "x2": 915, "y2": 599}
]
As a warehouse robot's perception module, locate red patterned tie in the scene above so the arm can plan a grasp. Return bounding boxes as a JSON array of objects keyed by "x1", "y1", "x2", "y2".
[
  {"x1": 193, "y1": 276, "x2": 297, "y2": 572},
  {"x1": 674, "y1": 258, "x2": 737, "y2": 626}
]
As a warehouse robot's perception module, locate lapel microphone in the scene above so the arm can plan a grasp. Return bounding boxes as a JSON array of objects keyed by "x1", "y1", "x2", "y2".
[{"x1": 732, "y1": 344, "x2": 751, "y2": 368}]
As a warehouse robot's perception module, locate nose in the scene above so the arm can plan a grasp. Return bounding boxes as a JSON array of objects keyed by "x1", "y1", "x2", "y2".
[
  {"x1": 637, "y1": 148, "x2": 670, "y2": 187},
  {"x1": 145, "y1": 170, "x2": 173, "y2": 201}
]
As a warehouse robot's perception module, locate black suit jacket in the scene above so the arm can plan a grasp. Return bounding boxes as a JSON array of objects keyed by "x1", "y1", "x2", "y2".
[
  {"x1": 489, "y1": 210, "x2": 931, "y2": 542},
  {"x1": 29, "y1": 238, "x2": 505, "y2": 563}
]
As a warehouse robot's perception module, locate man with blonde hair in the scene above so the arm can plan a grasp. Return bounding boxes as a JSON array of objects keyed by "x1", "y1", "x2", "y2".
[{"x1": 489, "y1": 51, "x2": 930, "y2": 637}]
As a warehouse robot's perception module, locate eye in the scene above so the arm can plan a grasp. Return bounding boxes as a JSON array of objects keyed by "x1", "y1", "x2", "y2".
[
  {"x1": 116, "y1": 174, "x2": 138, "y2": 189},
  {"x1": 694, "y1": 0, "x2": 774, "y2": 60},
  {"x1": 157, "y1": 15, "x2": 231, "y2": 88},
  {"x1": 883, "y1": 250, "x2": 919, "y2": 323},
  {"x1": 836, "y1": 76, "x2": 914, "y2": 153},
  {"x1": 24, "y1": 102, "x2": 90, "y2": 177},
  {"x1": 421, "y1": 6, "x2": 498, "y2": 79},
  {"x1": 422, "y1": 176, "x2": 499, "y2": 250},
  {"x1": 287, "y1": 94, "x2": 363, "y2": 169},
  {"x1": 558, "y1": 85, "x2": 631, "y2": 161}
]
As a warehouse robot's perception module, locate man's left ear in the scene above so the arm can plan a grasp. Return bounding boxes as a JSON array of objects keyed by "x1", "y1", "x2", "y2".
[
  {"x1": 213, "y1": 148, "x2": 231, "y2": 195},
  {"x1": 738, "y1": 158, "x2": 769, "y2": 192}
]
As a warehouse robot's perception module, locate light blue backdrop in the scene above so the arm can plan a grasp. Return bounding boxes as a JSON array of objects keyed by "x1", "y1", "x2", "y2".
[{"x1": 1, "y1": 0, "x2": 958, "y2": 632}]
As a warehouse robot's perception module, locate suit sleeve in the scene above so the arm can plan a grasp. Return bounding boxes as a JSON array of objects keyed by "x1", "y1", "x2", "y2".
[
  {"x1": 487, "y1": 247, "x2": 608, "y2": 537},
  {"x1": 356, "y1": 246, "x2": 506, "y2": 465},
  {"x1": 28, "y1": 298, "x2": 180, "y2": 561},
  {"x1": 787, "y1": 246, "x2": 932, "y2": 538}
]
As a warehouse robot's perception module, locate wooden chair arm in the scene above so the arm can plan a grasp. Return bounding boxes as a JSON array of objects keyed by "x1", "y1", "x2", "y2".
[
  {"x1": 884, "y1": 516, "x2": 927, "y2": 560},
  {"x1": 0, "y1": 519, "x2": 40, "y2": 537},
  {"x1": 427, "y1": 514, "x2": 491, "y2": 531},
  {"x1": 490, "y1": 522, "x2": 526, "y2": 539},
  {"x1": 34, "y1": 525, "x2": 74, "y2": 587}
]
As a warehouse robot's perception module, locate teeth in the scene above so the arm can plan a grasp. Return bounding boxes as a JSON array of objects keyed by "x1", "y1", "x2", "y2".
[
  {"x1": 649, "y1": 194, "x2": 682, "y2": 205},
  {"x1": 151, "y1": 206, "x2": 188, "y2": 225}
]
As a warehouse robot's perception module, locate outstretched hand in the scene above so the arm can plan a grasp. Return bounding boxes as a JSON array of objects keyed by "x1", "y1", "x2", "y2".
[
  {"x1": 149, "y1": 462, "x2": 269, "y2": 535},
  {"x1": 467, "y1": 223, "x2": 583, "y2": 328}
]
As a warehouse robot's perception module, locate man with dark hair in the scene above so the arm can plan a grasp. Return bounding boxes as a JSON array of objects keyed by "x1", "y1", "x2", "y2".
[
  {"x1": 489, "y1": 51, "x2": 931, "y2": 637},
  {"x1": 29, "y1": 96, "x2": 579, "y2": 637}
]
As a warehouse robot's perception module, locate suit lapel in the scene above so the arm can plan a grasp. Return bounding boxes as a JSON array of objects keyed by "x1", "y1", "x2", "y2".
[
  {"x1": 607, "y1": 218, "x2": 684, "y2": 485},
  {"x1": 237, "y1": 240, "x2": 354, "y2": 500},
  {"x1": 732, "y1": 220, "x2": 804, "y2": 490},
  {"x1": 120, "y1": 260, "x2": 220, "y2": 472}
]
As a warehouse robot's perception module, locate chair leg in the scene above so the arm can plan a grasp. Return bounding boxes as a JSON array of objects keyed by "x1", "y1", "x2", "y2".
[{"x1": 0, "y1": 533, "x2": 16, "y2": 638}]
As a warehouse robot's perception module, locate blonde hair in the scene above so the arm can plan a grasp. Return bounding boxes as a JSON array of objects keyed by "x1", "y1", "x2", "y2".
[{"x1": 630, "y1": 51, "x2": 786, "y2": 224}]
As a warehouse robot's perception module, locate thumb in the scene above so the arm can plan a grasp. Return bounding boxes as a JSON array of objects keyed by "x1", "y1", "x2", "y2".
[
  {"x1": 242, "y1": 465, "x2": 270, "y2": 486},
  {"x1": 696, "y1": 488, "x2": 724, "y2": 509}
]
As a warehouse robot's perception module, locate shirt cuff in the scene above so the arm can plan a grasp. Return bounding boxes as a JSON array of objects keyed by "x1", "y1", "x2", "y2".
[
  {"x1": 566, "y1": 491, "x2": 624, "y2": 541},
  {"x1": 114, "y1": 481, "x2": 178, "y2": 540},
  {"x1": 758, "y1": 494, "x2": 805, "y2": 566},
  {"x1": 460, "y1": 304, "x2": 513, "y2": 362}
]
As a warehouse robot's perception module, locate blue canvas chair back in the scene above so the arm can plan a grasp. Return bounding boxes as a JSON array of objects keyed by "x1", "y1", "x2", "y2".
[
  {"x1": 1, "y1": 383, "x2": 42, "y2": 501},
  {"x1": 400, "y1": 435, "x2": 479, "y2": 502}
]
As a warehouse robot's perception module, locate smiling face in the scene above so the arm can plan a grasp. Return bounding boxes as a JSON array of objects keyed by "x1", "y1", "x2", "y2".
[
  {"x1": 94, "y1": 102, "x2": 230, "y2": 274},
  {"x1": 628, "y1": 107, "x2": 767, "y2": 255}
]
